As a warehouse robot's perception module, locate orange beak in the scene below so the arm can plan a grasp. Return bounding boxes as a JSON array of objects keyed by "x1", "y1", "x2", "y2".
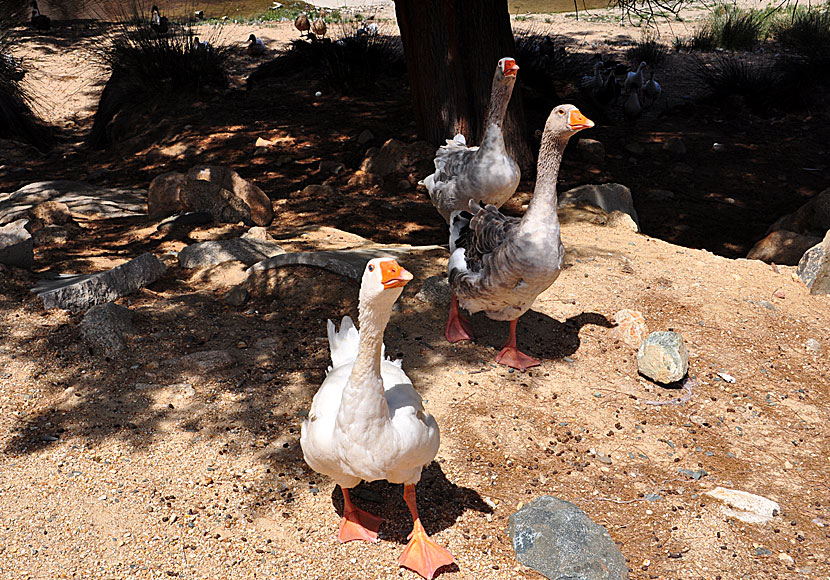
[
  {"x1": 568, "y1": 109, "x2": 594, "y2": 131},
  {"x1": 379, "y1": 260, "x2": 413, "y2": 289},
  {"x1": 503, "y1": 58, "x2": 519, "y2": 77}
]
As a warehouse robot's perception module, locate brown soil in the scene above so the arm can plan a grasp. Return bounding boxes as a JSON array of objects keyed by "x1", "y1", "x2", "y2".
[{"x1": 1, "y1": 12, "x2": 829, "y2": 580}]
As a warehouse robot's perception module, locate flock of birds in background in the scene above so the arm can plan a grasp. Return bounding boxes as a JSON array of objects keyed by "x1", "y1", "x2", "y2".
[{"x1": 582, "y1": 57, "x2": 662, "y2": 120}]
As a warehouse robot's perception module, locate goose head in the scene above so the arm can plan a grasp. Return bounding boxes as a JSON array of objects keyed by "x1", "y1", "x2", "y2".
[
  {"x1": 248, "y1": 34, "x2": 257, "y2": 43},
  {"x1": 151, "y1": 5, "x2": 160, "y2": 14},
  {"x1": 359, "y1": 258, "x2": 413, "y2": 312},
  {"x1": 497, "y1": 57, "x2": 520, "y2": 82},
  {"x1": 545, "y1": 104, "x2": 594, "y2": 137}
]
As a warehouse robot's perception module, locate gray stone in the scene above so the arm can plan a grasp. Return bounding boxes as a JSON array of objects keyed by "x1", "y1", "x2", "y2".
[
  {"x1": 559, "y1": 183, "x2": 639, "y2": 230},
  {"x1": 0, "y1": 219, "x2": 33, "y2": 268},
  {"x1": 33, "y1": 253, "x2": 166, "y2": 312},
  {"x1": 797, "y1": 231, "x2": 830, "y2": 294},
  {"x1": 358, "y1": 129, "x2": 375, "y2": 144},
  {"x1": 678, "y1": 468, "x2": 707, "y2": 480},
  {"x1": 0, "y1": 181, "x2": 145, "y2": 225},
  {"x1": 358, "y1": 139, "x2": 435, "y2": 178},
  {"x1": 181, "y1": 350, "x2": 235, "y2": 373},
  {"x1": 704, "y1": 487, "x2": 780, "y2": 524},
  {"x1": 32, "y1": 225, "x2": 69, "y2": 247},
  {"x1": 637, "y1": 331, "x2": 689, "y2": 384},
  {"x1": 663, "y1": 137, "x2": 686, "y2": 155},
  {"x1": 747, "y1": 230, "x2": 822, "y2": 266},
  {"x1": 508, "y1": 496, "x2": 629, "y2": 580},
  {"x1": 225, "y1": 285, "x2": 249, "y2": 306},
  {"x1": 767, "y1": 187, "x2": 830, "y2": 237},
  {"x1": 178, "y1": 238, "x2": 285, "y2": 268},
  {"x1": 181, "y1": 166, "x2": 274, "y2": 226},
  {"x1": 81, "y1": 303, "x2": 134, "y2": 356},
  {"x1": 577, "y1": 139, "x2": 605, "y2": 164},
  {"x1": 156, "y1": 211, "x2": 213, "y2": 234},
  {"x1": 415, "y1": 275, "x2": 451, "y2": 307}
]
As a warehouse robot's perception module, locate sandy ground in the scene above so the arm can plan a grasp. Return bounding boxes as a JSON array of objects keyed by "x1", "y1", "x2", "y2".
[{"x1": 2, "y1": 4, "x2": 830, "y2": 580}]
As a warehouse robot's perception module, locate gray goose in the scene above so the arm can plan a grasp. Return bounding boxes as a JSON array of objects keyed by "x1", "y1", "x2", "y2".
[
  {"x1": 421, "y1": 57, "x2": 521, "y2": 223},
  {"x1": 446, "y1": 104, "x2": 593, "y2": 370}
]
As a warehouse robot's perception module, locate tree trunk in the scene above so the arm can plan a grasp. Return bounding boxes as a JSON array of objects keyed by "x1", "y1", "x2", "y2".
[{"x1": 394, "y1": 0, "x2": 533, "y2": 170}]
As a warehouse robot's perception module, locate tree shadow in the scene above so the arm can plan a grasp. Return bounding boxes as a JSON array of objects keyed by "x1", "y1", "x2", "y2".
[{"x1": 328, "y1": 461, "x2": 493, "y2": 541}]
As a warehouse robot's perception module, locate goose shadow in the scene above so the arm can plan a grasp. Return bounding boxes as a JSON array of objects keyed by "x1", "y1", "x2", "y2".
[
  {"x1": 328, "y1": 461, "x2": 492, "y2": 543},
  {"x1": 464, "y1": 310, "x2": 615, "y2": 362}
]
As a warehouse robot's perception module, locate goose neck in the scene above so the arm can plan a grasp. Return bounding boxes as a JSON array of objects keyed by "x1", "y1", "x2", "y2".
[
  {"x1": 483, "y1": 77, "x2": 515, "y2": 130},
  {"x1": 521, "y1": 131, "x2": 568, "y2": 225}
]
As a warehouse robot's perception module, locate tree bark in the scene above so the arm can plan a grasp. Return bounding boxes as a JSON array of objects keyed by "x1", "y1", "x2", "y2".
[{"x1": 394, "y1": 0, "x2": 533, "y2": 170}]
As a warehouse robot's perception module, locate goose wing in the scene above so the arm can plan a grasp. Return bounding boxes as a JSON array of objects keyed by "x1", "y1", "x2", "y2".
[{"x1": 452, "y1": 202, "x2": 520, "y2": 269}]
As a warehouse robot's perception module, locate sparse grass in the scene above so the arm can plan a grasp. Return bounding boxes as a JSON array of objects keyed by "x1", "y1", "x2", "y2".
[
  {"x1": 247, "y1": 22, "x2": 405, "y2": 95},
  {"x1": 513, "y1": 30, "x2": 587, "y2": 99},
  {"x1": 773, "y1": 7, "x2": 830, "y2": 53},
  {"x1": 89, "y1": 3, "x2": 230, "y2": 149},
  {"x1": 694, "y1": 55, "x2": 784, "y2": 114},
  {"x1": 235, "y1": 0, "x2": 343, "y2": 25},
  {"x1": 690, "y1": 5, "x2": 773, "y2": 52},
  {"x1": 626, "y1": 31, "x2": 667, "y2": 67},
  {"x1": 0, "y1": 5, "x2": 53, "y2": 150}
]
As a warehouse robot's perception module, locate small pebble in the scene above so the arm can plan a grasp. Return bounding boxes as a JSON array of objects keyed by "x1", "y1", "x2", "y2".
[{"x1": 805, "y1": 338, "x2": 821, "y2": 353}]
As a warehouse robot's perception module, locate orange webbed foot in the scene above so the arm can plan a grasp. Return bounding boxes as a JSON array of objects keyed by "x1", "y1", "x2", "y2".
[
  {"x1": 398, "y1": 520, "x2": 454, "y2": 580},
  {"x1": 495, "y1": 346, "x2": 540, "y2": 371},
  {"x1": 338, "y1": 507, "x2": 385, "y2": 543}
]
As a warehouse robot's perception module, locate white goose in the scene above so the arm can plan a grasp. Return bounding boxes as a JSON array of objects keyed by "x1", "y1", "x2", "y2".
[
  {"x1": 447, "y1": 105, "x2": 593, "y2": 370},
  {"x1": 421, "y1": 57, "x2": 521, "y2": 223},
  {"x1": 246, "y1": 34, "x2": 266, "y2": 56},
  {"x1": 624, "y1": 61, "x2": 647, "y2": 95},
  {"x1": 301, "y1": 258, "x2": 454, "y2": 580}
]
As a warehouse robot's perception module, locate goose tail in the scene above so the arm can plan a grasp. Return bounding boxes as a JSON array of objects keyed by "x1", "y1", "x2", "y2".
[{"x1": 327, "y1": 316, "x2": 360, "y2": 369}]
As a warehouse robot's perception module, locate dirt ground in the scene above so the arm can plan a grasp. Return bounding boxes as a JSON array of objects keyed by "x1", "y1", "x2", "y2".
[{"x1": 1, "y1": 5, "x2": 829, "y2": 580}]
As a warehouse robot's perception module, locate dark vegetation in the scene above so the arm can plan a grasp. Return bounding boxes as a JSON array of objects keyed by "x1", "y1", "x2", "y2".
[
  {"x1": 0, "y1": 5, "x2": 53, "y2": 150},
  {"x1": 89, "y1": 4, "x2": 230, "y2": 149},
  {"x1": 512, "y1": 30, "x2": 587, "y2": 111},
  {"x1": 626, "y1": 33, "x2": 667, "y2": 67},
  {"x1": 248, "y1": 24, "x2": 405, "y2": 95}
]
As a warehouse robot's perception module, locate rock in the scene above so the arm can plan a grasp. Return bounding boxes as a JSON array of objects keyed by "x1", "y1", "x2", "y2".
[
  {"x1": 624, "y1": 142, "x2": 644, "y2": 156},
  {"x1": 677, "y1": 468, "x2": 707, "y2": 480},
  {"x1": 182, "y1": 166, "x2": 274, "y2": 226},
  {"x1": 558, "y1": 202, "x2": 609, "y2": 227},
  {"x1": 156, "y1": 211, "x2": 213, "y2": 234},
  {"x1": 357, "y1": 129, "x2": 375, "y2": 144},
  {"x1": 254, "y1": 136, "x2": 274, "y2": 148},
  {"x1": 415, "y1": 275, "x2": 451, "y2": 307},
  {"x1": 180, "y1": 350, "x2": 235, "y2": 373},
  {"x1": 318, "y1": 160, "x2": 345, "y2": 175},
  {"x1": 767, "y1": 187, "x2": 830, "y2": 237},
  {"x1": 225, "y1": 285, "x2": 248, "y2": 306},
  {"x1": 188, "y1": 260, "x2": 248, "y2": 288},
  {"x1": 29, "y1": 200, "x2": 74, "y2": 225},
  {"x1": 778, "y1": 553, "x2": 794, "y2": 566},
  {"x1": 559, "y1": 183, "x2": 639, "y2": 230},
  {"x1": 178, "y1": 238, "x2": 285, "y2": 268},
  {"x1": 242, "y1": 226, "x2": 271, "y2": 241},
  {"x1": 81, "y1": 303, "x2": 134, "y2": 356},
  {"x1": 607, "y1": 211, "x2": 639, "y2": 232},
  {"x1": 637, "y1": 331, "x2": 689, "y2": 384},
  {"x1": 508, "y1": 496, "x2": 629, "y2": 580},
  {"x1": 805, "y1": 338, "x2": 821, "y2": 352},
  {"x1": 713, "y1": 142, "x2": 727, "y2": 152},
  {"x1": 704, "y1": 487, "x2": 780, "y2": 523},
  {"x1": 148, "y1": 172, "x2": 187, "y2": 219},
  {"x1": 746, "y1": 230, "x2": 822, "y2": 266},
  {"x1": 796, "y1": 231, "x2": 830, "y2": 294},
  {"x1": 356, "y1": 139, "x2": 435, "y2": 180},
  {"x1": 32, "y1": 225, "x2": 69, "y2": 247},
  {"x1": 577, "y1": 139, "x2": 605, "y2": 164},
  {"x1": 612, "y1": 309, "x2": 647, "y2": 348},
  {"x1": 0, "y1": 181, "x2": 146, "y2": 225},
  {"x1": 33, "y1": 253, "x2": 166, "y2": 312},
  {"x1": 0, "y1": 219, "x2": 33, "y2": 268},
  {"x1": 300, "y1": 184, "x2": 336, "y2": 198},
  {"x1": 663, "y1": 137, "x2": 686, "y2": 155}
]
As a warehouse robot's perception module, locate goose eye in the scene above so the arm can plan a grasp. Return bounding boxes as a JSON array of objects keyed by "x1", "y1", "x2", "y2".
[
  {"x1": 557, "y1": 109, "x2": 565, "y2": 115},
  {"x1": 368, "y1": 264, "x2": 374, "y2": 272}
]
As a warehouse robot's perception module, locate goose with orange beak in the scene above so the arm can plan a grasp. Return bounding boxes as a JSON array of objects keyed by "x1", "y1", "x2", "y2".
[
  {"x1": 447, "y1": 104, "x2": 594, "y2": 370},
  {"x1": 301, "y1": 257, "x2": 454, "y2": 580}
]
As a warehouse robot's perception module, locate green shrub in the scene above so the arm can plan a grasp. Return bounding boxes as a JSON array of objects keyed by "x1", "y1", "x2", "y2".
[
  {"x1": 774, "y1": 8, "x2": 830, "y2": 53},
  {"x1": 694, "y1": 55, "x2": 784, "y2": 113},
  {"x1": 626, "y1": 33, "x2": 668, "y2": 66},
  {"x1": 690, "y1": 5, "x2": 773, "y2": 52}
]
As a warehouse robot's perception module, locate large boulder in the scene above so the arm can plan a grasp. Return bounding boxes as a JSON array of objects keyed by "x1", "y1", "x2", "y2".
[
  {"x1": 178, "y1": 237, "x2": 285, "y2": 268},
  {"x1": 147, "y1": 172, "x2": 187, "y2": 219},
  {"x1": 81, "y1": 303, "x2": 134, "y2": 356},
  {"x1": 509, "y1": 496, "x2": 629, "y2": 580},
  {"x1": 558, "y1": 183, "x2": 640, "y2": 230},
  {"x1": 767, "y1": 187, "x2": 830, "y2": 237},
  {"x1": 797, "y1": 230, "x2": 830, "y2": 295},
  {"x1": 183, "y1": 166, "x2": 274, "y2": 226},
  {"x1": 0, "y1": 219, "x2": 33, "y2": 268},
  {"x1": 746, "y1": 230, "x2": 822, "y2": 265}
]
